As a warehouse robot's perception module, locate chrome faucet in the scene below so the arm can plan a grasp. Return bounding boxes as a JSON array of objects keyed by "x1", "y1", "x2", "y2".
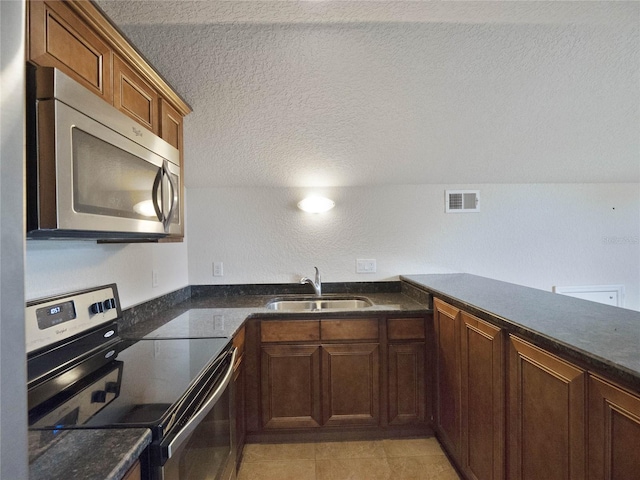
[{"x1": 301, "y1": 266, "x2": 322, "y2": 297}]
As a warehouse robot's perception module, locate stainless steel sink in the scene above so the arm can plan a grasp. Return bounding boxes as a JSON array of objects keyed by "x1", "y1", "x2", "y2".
[{"x1": 266, "y1": 296, "x2": 373, "y2": 312}]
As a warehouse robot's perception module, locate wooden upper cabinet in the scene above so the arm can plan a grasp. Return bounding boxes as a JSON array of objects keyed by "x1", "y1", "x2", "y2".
[
  {"x1": 588, "y1": 375, "x2": 640, "y2": 480},
  {"x1": 113, "y1": 55, "x2": 158, "y2": 134},
  {"x1": 508, "y1": 335, "x2": 587, "y2": 480},
  {"x1": 28, "y1": 0, "x2": 112, "y2": 101},
  {"x1": 160, "y1": 98, "x2": 183, "y2": 150}
]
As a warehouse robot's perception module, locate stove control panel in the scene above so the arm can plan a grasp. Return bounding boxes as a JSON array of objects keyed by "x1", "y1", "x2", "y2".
[{"x1": 26, "y1": 284, "x2": 121, "y2": 354}]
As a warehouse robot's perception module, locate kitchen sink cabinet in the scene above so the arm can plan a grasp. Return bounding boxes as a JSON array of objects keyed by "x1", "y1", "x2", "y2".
[
  {"x1": 434, "y1": 299, "x2": 462, "y2": 459},
  {"x1": 246, "y1": 315, "x2": 433, "y2": 440},
  {"x1": 260, "y1": 343, "x2": 322, "y2": 429},
  {"x1": 508, "y1": 335, "x2": 587, "y2": 480},
  {"x1": 387, "y1": 317, "x2": 427, "y2": 426},
  {"x1": 588, "y1": 374, "x2": 640, "y2": 479},
  {"x1": 460, "y1": 311, "x2": 504, "y2": 480},
  {"x1": 321, "y1": 343, "x2": 380, "y2": 427}
]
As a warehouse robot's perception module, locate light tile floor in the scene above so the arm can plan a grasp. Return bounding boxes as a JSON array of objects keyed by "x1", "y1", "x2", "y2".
[{"x1": 237, "y1": 438, "x2": 461, "y2": 480}]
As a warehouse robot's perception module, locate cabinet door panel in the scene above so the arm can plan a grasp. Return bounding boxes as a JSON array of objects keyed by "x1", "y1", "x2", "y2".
[
  {"x1": 434, "y1": 298, "x2": 462, "y2": 457},
  {"x1": 461, "y1": 312, "x2": 504, "y2": 480},
  {"x1": 322, "y1": 343, "x2": 380, "y2": 426},
  {"x1": 388, "y1": 343, "x2": 426, "y2": 425},
  {"x1": 113, "y1": 55, "x2": 158, "y2": 133},
  {"x1": 588, "y1": 375, "x2": 640, "y2": 480},
  {"x1": 29, "y1": 1, "x2": 111, "y2": 101},
  {"x1": 508, "y1": 336, "x2": 586, "y2": 480},
  {"x1": 261, "y1": 344, "x2": 321, "y2": 429},
  {"x1": 160, "y1": 98, "x2": 183, "y2": 150}
]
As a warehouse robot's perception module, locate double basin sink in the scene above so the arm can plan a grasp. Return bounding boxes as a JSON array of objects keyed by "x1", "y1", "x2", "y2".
[{"x1": 266, "y1": 296, "x2": 373, "y2": 312}]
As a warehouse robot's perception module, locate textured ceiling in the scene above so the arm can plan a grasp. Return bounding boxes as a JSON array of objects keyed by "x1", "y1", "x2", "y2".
[{"x1": 97, "y1": 1, "x2": 640, "y2": 187}]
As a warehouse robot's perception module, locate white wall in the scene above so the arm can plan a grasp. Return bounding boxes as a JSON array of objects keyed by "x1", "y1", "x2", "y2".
[
  {"x1": 25, "y1": 239, "x2": 189, "y2": 308},
  {"x1": 0, "y1": 0, "x2": 28, "y2": 476},
  {"x1": 187, "y1": 184, "x2": 640, "y2": 311}
]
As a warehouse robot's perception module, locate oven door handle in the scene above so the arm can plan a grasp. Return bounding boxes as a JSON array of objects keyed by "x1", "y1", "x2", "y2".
[{"x1": 166, "y1": 347, "x2": 237, "y2": 458}]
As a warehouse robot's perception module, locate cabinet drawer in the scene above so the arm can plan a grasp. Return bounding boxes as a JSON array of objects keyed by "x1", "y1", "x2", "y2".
[
  {"x1": 321, "y1": 318, "x2": 378, "y2": 341},
  {"x1": 261, "y1": 320, "x2": 320, "y2": 343},
  {"x1": 387, "y1": 317, "x2": 426, "y2": 340}
]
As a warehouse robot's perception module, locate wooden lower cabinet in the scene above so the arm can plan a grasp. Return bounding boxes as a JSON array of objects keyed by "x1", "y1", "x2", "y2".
[
  {"x1": 588, "y1": 375, "x2": 640, "y2": 480},
  {"x1": 460, "y1": 311, "x2": 504, "y2": 480},
  {"x1": 120, "y1": 460, "x2": 140, "y2": 480},
  {"x1": 321, "y1": 343, "x2": 380, "y2": 426},
  {"x1": 261, "y1": 344, "x2": 322, "y2": 429},
  {"x1": 434, "y1": 299, "x2": 462, "y2": 458},
  {"x1": 388, "y1": 343, "x2": 426, "y2": 425},
  {"x1": 508, "y1": 335, "x2": 587, "y2": 480},
  {"x1": 232, "y1": 325, "x2": 246, "y2": 471}
]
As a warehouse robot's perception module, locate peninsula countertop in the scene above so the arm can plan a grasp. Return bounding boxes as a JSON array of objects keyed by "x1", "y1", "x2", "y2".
[{"x1": 402, "y1": 273, "x2": 640, "y2": 390}]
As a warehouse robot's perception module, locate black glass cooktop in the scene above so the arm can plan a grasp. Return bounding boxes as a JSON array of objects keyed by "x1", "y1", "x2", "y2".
[{"x1": 29, "y1": 336, "x2": 231, "y2": 431}]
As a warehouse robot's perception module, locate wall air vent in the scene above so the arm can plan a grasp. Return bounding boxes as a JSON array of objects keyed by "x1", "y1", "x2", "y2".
[{"x1": 445, "y1": 190, "x2": 480, "y2": 213}]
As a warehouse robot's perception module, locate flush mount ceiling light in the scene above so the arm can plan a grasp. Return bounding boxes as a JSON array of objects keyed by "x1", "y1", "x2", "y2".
[{"x1": 297, "y1": 196, "x2": 335, "y2": 214}]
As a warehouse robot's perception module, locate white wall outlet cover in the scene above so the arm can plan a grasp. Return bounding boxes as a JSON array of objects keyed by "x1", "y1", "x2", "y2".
[
  {"x1": 356, "y1": 259, "x2": 376, "y2": 273},
  {"x1": 152, "y1": 269, "x2": 159, "y2": 288},
  {"x1": 213, "y1": 262, "x2": 224, "y2": 277}
]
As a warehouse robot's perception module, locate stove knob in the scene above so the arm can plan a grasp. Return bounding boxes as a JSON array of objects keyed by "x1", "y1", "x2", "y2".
[
  {"x1": 105, "y1": 382, "x2": 119, "y2": 394},
  {"x1": 89, "y1": 302, "x2": 104, "y2": 314},
  {"x1": 103, "y1": 298, "x2": 116, "y2": 311},
  {"x1": 91, "y1": 390, "x2": 107, "y2": 403}
]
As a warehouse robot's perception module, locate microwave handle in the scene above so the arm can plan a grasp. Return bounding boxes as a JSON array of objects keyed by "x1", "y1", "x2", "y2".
[
  {"x1": 151, "y1": 166, "x2": 164, "y2": 222},
  {"x1": 163, "y1": 162, "x2": 178, "y2": 232}
]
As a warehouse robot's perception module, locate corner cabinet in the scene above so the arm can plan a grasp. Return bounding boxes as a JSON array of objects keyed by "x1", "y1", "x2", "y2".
[
  {"x1": 434, "y1": 298, "x2": 505, "y2": 480},
  {"x1": 26, "y1": 0, "x2": 191, "y2": 240}
]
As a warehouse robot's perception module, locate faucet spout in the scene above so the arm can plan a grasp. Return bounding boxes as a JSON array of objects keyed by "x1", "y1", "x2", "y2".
[{"x1": 300, "y1": 266, "x2": 322, "y2": 296}]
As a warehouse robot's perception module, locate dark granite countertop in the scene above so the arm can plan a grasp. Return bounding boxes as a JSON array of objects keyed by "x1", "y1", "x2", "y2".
[
  {"x1": 402, "y1": 273, "x2": 640, "y2": 390},
  {"x1": 121, "y1": 290, "x2": 430, "y2": 340},
  {"x1": 29, "y1": 428, "x2": 151, "y2": 480}
]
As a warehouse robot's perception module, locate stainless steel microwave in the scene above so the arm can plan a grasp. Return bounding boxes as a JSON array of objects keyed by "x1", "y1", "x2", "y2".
[{"x1": 26, "y1": 66, "x2": 181, "y2": 240}]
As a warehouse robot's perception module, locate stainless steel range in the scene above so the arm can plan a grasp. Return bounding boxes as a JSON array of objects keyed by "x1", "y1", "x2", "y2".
[{"x1": 27, "y1": 285, "x2": 235, "y2": 480}]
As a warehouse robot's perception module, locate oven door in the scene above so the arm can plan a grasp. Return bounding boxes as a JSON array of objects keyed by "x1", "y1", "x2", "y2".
[{"x1": 156, "y1": 348, "x2": 236, "y2": 480}]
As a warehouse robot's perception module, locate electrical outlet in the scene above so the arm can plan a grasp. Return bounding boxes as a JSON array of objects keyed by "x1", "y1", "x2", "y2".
[
  {"x1": 213, "y1": 262, "x2": 224, "y2": 277},
  {"x1": 356, "y1": 259, "x2": 376, "y2": 273},
  {"x1": 214, "y1": 315, "x2": 225, "y2": 331},
  {"x1": 152, "y1": 269, "x2": 159, "y2": 288}
]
